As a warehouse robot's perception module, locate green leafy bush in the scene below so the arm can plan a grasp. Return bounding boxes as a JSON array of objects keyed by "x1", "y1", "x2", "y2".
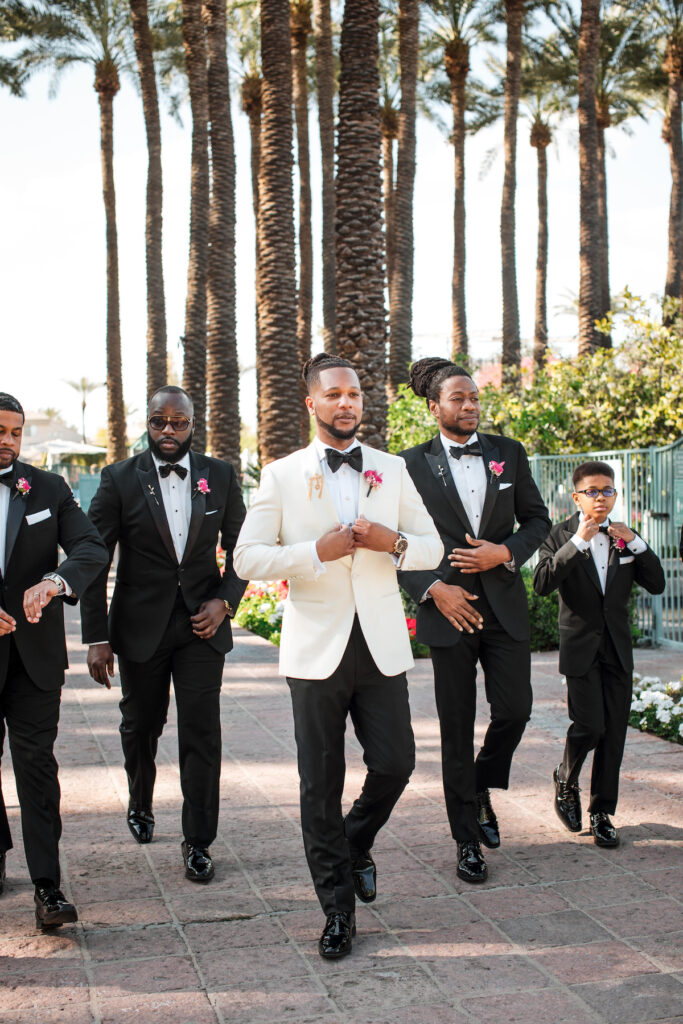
[{"x1": 521, "y1": 567, "x2": 560, "y2": 650}]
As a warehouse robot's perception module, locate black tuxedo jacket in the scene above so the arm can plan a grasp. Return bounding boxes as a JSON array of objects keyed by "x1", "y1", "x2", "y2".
[
  {"x1": 80, "y1": 449, "x2": 247, "y2": 662},
  {"x1": 398, "y1": 433, "x2": 551, "y2": 646},
  {"x1": 533, "y1": 512, "x2": 665, "y2": 676},
  {"x1": 0, "y1": 461, "x2": 108, "y2": 692}
]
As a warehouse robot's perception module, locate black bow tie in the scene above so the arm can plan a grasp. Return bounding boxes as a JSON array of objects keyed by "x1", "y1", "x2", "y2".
[
  {"x1": 326, "y1": 447, "x2": 363, "y2": 473},
  {"x1": 159, "y1": 463, "x2": 188, "y2": 480},
  {"x1": 0, "y1": 473, "x2": 14, "y2": 489},
  {"x1": 449, "y1": 442, "x2": 482, "y2": 460},
  {"x1": 598, "y1": 524, "x2": 611, "y2": 534}
]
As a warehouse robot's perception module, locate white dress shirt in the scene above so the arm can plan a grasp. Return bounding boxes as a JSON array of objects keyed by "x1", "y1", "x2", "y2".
[
  {"x1": 571, "y1": 513, "x2": 647, "y2": 594},
  {"x1": 310, "y1": 437, "x2": 362, "y2": 574},
  {"x1": 440, "y1": 431, "x2": 488, "y2": 538},
  {"x1": 152, "y1": 452, "x2": 192, "y2": 562},
  {"x1": 0, "y1": 465, "x2": 11, "y2": 576}
]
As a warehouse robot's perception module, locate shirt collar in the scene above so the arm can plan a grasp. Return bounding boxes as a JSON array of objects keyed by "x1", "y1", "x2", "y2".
[
  {"x1": 441, "y1": 431, "x2": 478, "y2": 454},
  {"x1": 0, "y1": 466, "x2": 13, "y2": 477},
  {"x1": 152, "y1": 451, "x2": 191, "y2": 473},
  {"x1": 314, "y1": 436, "x2": 361, "y2": 465}
]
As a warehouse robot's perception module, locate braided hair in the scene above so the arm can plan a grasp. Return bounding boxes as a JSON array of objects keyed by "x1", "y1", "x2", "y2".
[
  {"x1": 302, "y1": 352, "x2": 355, "y2": 392},
  {"x1": 0, "y1": 393, "x2": 24, "y2": 422},
  {"x1": 408, "y1": 358, "x2": 472, "y2": 406}
]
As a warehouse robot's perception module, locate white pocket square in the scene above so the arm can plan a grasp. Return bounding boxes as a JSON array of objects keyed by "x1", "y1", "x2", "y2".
[
  {"x1": 499, "y1": 482, "x2": 512, "y2": 490},
  {"x1": 618, "y1": 555, "x2": 635, "y2": 564},
  {"x1": 205, "y1": 509, "x2": 219, "y2": 516},
  {"x1": 26, "y1": 509, "x2": 51, "y2": 525}
]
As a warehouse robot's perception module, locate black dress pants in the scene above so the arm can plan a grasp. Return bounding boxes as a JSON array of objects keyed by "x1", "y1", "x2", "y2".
[
  {"x1": 117, "y1": 589, "x2": 225, "y2": 847},
  {"x1": 560, "y1": 631, "x2": 631, "y2": 815},
  {"x1": 287, "y1": 616, "x2": 415, "y2": 916},
  {"x1": 0, "y1": 639, "x2": 62, "y2": 885},
  {"x1": 430, "y1": 595, "x2": 532, "y2": 843}
]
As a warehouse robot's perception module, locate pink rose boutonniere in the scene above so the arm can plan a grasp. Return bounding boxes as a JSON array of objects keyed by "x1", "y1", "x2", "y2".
[
  {"x1": 16, "y1": 477, "x2": 31, "y2": 496},
  {"x1": 364, "y1": 469, "x2": 383, "y2": 497},
  {"x1": 195, "y1": 477, "x2": 210, "y2": 496},
  {"x1": 488, "y1": 460, "x2": 505, "y2": 483},
  {"x1": 613, "y1": 536, "x2": 626, "y2": 552}
]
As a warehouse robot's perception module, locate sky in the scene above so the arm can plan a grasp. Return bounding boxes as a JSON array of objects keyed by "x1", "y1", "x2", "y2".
[{"x1": 0, "y1": 59, "x2": 671, "y2": 438}]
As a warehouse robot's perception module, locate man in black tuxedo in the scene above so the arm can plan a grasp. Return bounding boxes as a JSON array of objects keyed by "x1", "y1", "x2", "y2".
[
  {"x1": 399, "y1": 358, "x2": 551, "y2": 883},
  {"x1": 534, "y1": 461, "x2": 665, "y2": 848},
  {"x1": 81, "y1": 386, "x2": 246, "y2": 882},
  {"x1": 0, "y1": 393, "x2": 108, "y2": 928}
]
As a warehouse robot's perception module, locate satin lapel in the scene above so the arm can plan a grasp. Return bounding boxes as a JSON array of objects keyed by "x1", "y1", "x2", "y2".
[
  {"x1": 136, "y1": 459, "x2": 177, "y2": 564},
  {"x1": 605, "y1": 542, "x2": 621, "y2": 591},
  {"x1": 562, "y1": 516, "x2": 602, "y2": 594},
  {"x1": 478, "y1": 436, "x2": 501, "y2": 538},
  {"x1": 182, "y1": 454, "x2": 208, "y2": 564},
  {"x1": 424, "y1": 436, "x2": 474, "y2": 535},
  {"x1": 5, "y1": 464, "x2": 30, "y2": 571},
  {"x1": 357, "y1": 444, "x2": 378, "y2": 520}
]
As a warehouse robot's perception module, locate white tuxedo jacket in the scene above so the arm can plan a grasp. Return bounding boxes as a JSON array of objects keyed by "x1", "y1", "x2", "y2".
[{"x1": 234, "y1": 442, "x2": 443, "y2": 679}]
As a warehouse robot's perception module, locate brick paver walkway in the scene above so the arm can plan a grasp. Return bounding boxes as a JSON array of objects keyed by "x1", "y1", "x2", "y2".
[{"x1": 1, "y1": 607, "x2": 682, "y2": 1024}]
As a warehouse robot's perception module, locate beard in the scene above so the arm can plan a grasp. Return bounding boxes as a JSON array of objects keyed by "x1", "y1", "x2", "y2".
[
  {"x1": 0, "y1": 450, "x2": 18, "y2": 470},
  {"x1": 148, "y1": 432, "x2": 194, "y2": 463},
  {"x1": 314, "y1": 411, "x2": 360, "y2": 441}
]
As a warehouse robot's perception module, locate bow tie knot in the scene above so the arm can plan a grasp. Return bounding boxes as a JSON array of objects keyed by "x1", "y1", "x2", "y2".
[
  {"x1": 325, "y1": 447, "x2": 363, "y2": 474},
  {"x1": 159, "y1": 463, "x2": 188, "y2": 480},
  {"x1": 0, "y1": 474, "x2": 14, "y2": 489},
  {"x1": 449, "y1": 442, "x2": 482, "y2": 460},
  {"x1": 598, "y1": 524, "x2": 611, "y2": 534}
]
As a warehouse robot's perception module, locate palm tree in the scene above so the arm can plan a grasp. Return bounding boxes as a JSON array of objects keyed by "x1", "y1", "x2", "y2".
[
  {"x1": 0, "y1": 3, "x2": 28, "y2": 95},
  {"x1": 17, "y1": 1, "x2": 130, "y2": 461},
  {"x1": 65, "y1": 378, "x2": 104, "y2": 444},
  {"x1": 129, "y1": 0, "x2": 167, "y2": 398},
  {"x1": 291, "y1": 0, "x2": 313, "y2": 447},
  {"x1": 336, "y1": 0, "x2": 387, "y2": 448},
  {"x1": 205, "y1": 0, "x2": 240, "y2": 468},
  {"x1": 258, "y1": 0, "x2": 299, "y2": 464},
  {"x1": 500, "y1": 0, "x2": 525, "y2": 379},
  {"x1": 378, "y1": 14, "x2": 399, "y2": 313},
  {"x1": 421, "y1": 0, "x2": 496, "y2": 360},
  {"x1": 313, "y1": 0, "x2": 336, "y2": 352},
  {"x1": 180, "y1": 0, "x2": 209, "y2": 451},
  {"x1": 578, "y1": 0, "x2": 603, "y2": 354}
]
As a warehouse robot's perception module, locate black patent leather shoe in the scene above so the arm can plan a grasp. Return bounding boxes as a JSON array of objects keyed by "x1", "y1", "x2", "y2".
[
  {"x1": 318, "y1": 911, "x2": 356, "y2": 959},
  {"x1": 476, "y1": 789, "x2": 501, "y2": 849},
  {"x1": 127, "y1": 808, "x2": 154, "y2": 845},
  {"x1": 553, "y1": 766, "x2": 582, "y2": 833},
  {"x1": 590, "y1": 812, "x2": 619, "y2": 848},
  {"x1": 0, "y1": 850, "x2": 6, "y2": 895},
  {"x1": 456, "y1": 840, "x2": 488, "y2": 883},
  {"x1": 182, "y1": 840, "x2": 215, "y2": 882},
  {"x1": 34, "y1": 886, "x2": 78, "y2": 930},
  {"x1": 350, "y1": 849, "x2": 377, "y2": 903}
]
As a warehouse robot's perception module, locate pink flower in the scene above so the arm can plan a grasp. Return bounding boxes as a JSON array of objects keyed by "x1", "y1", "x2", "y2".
[
  {"x1": 364, "y1": 469, "x2": 383, "y2": 497},
  {"x1": 488, "y1": 460, "x2": 505, "y2": 479},
  {"x1": 16, "y1": 477, "x2": 31, "y2": 495},
  {"x1": 406, "y1": 617, "x2": 417, "y2": 638},
  {"x1": 614, "y1": 537, "x2": 626, "y2": 551},
  {"x1": 196, "y1": 477, "x2": 210, "y2": 494}
]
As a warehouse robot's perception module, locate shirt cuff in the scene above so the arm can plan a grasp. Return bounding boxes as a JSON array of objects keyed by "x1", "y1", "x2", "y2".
[
  {"x1": 310, "y1": 540, "x2": 326, "y2": 578},
  {"x1": 627, "y1": 535, "x2": 647, "y2": 555},
  {"x1": 570, "y1": 534, "x2": 590, "y2": 552},
  {"x1": 420, "y1": 581, "x2": 439, "y2": 603},
  {"x1": 504, "y1": 556, "x2": 516, "y2": 572},
  {"x1": 89, "y1": 641, "x2": 110, "y2": 646}
]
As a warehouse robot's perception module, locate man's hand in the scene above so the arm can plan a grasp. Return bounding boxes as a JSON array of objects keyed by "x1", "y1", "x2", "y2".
[
  {"x1": 607, "y1": 522, "x2": 635, "y2": 543},
  {"x1": 316, "y1": 523, "x2": 355, "y2": 562},
  {"x1": 88, "y1": 643, "x2": 116, "y2": 689},
  {"x1": 448, "y1": 534, "x2": 512, "y2": 574},
  {"x1": 352, "y1": 515, "x2": 398, "y2": 553},
  {"x1": 576, "y1": 515, "x2": 600, "y2": 543},
  {"x1": 0, "y1": 608, "x2": 16, "y2": 636},
  {"x1": 191, "y1": 598, "x2": 227, "y2": 639},
  {"x1": 430, "y1": 581, "x2": 483, "y2": 633},
  {"x1": 23, "y1": 579, "x2": 60, "y2": 624}
]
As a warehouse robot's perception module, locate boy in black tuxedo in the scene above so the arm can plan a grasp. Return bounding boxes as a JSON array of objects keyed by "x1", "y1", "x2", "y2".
[{"x1": 534, "y1": 461, "x2": 665, "y2": 848}]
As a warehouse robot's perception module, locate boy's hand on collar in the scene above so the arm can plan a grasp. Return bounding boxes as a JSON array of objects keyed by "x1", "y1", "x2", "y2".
[
  {"x1": 576, "y1": 515, "x2": 600, "y2": 543},
  {"x1": 606, "y1": 522, "x2": 635, "y2": 544}
]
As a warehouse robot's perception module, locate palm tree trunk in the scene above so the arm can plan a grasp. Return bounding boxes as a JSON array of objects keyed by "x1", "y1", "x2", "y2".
[
  {"x1": 313, "y1": 0, "x2": 336, "y2": 352},
  {"x1": 501, "y1": 0, "x2": 524, "y2": 379},
  {"x1": 291, "y1": 0, "x2": 313, "y2": 448},
  {"x1": 204, "y1": 0, "x2": 240, "y2": 468},
  {"x1": 129, "y1": 0, "x2": 167, "y2": 398},
  {"x1": 388, "y1": 0, "x2": 418, "y2": 396},
  {"x1": 663, "y1": 38, "x2": 683, "y2": 304},
  {"x1": 445, "y1": 36, "x2": 469, "y2": 361},
  {"x1": 95, "y1": 62, "x2": 126, "y2": 462},
  {"x1": 381, "y1": 103, "x2": 397, "y2": 307},
  {"x1": 336, "y1": 0, "x2": 386, "y2": 448},
  {"x1": 531, "y1": 121, "x2": 550, "y2": 373},
  {"x1": 258, "y1": 0, "x2": 299, "y2": 465},
  {"x1": 578, "y1": 0, "x2": 603, "y2": 356},
  {"x1": 181, "y1": 0, "x2": 210, "y2": 451},
  {"x1": 242, "y1": 74, "x2": 262, "y2": 406},
  {"x1": 596, "y1": 102, "x2": 612, "y2": 328}
]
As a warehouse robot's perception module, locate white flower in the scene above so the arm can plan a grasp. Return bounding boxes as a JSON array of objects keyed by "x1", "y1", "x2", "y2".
[
  {"x1": 679, "y1": 722, "x2": 683, "y2": 738},
  {"x1": 656, "y1": 707, "x2": 671, "y2": 724},
  {"x1": 268, "y1": 613, "x2": 281, "y2": 625},
  {"x1": 630, "y1": 699, "x2": 643, "y2": 713},
  {"x1": 274, "y1": 601, "x2": 285, "y2": 614},
  {"x1": 667, "y1": 681, "x2": 681, "y2": 694},
  {"x1": 259, "y1": 602, "x2": 271, "y2": 614},
  {"x1": 640, "y1": 716, "x2": 648, "y2": 727}
]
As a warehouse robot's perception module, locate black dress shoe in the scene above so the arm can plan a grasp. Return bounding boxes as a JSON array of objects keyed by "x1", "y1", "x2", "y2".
[
  {"x1": 350, "y1": 849, "x2": 377, "y2": 903},
  {"x1": 553, "y1": 766, "x2": 582, "y2": 833},
  {"x1": 34, "y1": 886, "x2": 78, "y2": 930},
  {"x1": 182, "y1": 840, "x2": 215, "y2": 882},
  {"x1": 476, "y1": 789, "x2": 501, "y2": 849},
  {"x1": 0, "y1": 850, "x2": 6, "y2": 895},
  {"x1": 456, "y1": 840, "x2": 488, "y2": 883},
  {"x1": 127, "y1": 808, "x2": 154, "y2": 845},
  {"x1": 318, "y1": 911, "x2": 356, "y2": 959},
  {"x1": 590, "y1": 812, "x2": 619, "y2": 848}
]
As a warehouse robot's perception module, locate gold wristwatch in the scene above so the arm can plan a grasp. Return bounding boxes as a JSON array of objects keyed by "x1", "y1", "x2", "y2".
[{"x1": 392, "y1": 533, "x2": 408, "y2": 557}]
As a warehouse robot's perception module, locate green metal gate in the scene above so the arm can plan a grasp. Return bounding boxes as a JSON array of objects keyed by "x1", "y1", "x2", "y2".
[{"x1": 529, "y1": 438, "x2": 683, "y2": 650}]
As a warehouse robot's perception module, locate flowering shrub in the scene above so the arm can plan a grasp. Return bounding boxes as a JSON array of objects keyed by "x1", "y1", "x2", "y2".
[
  {"x1": 235, "y1": 581, "x2": 289, "y2": 645},
  {"x1": 630, "y1": 674, "x2": 683, "y2": 745}
]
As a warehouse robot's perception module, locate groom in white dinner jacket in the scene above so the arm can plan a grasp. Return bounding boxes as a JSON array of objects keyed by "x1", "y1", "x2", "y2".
[{"x1": 234, "y1": 354, "x2": 442, "y2": 960}]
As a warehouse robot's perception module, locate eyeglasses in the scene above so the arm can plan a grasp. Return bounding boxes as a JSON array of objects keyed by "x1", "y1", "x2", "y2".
[
  {"x1": 575, "y1": 487, "x2": 617, "y2": 498},
  {"x1": 148, "y1": 415, "x2": 191, "y2": 432}
]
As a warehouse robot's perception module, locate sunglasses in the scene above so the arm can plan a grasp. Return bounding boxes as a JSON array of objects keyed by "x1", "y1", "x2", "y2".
[
  {"x1": 148, "y1": 415, "x2": 191, "y2": 432},
  {"x1": 575, "y1": 487, "x2": 617, "y2": 498}
]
